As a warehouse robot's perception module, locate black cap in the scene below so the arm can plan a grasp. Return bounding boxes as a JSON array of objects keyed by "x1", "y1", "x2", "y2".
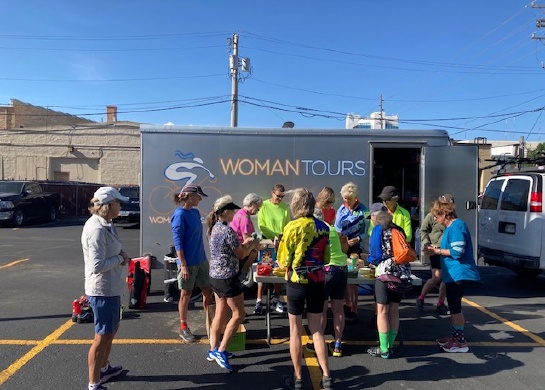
[{"x1": 378, "y1": 186, "x2": 399, "y2": 201}]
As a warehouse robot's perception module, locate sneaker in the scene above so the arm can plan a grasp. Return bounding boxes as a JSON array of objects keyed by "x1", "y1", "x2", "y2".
[
  {"x1": 441, "y1": 337, "x2": 469, "y2": 353},
  {"x1": 273, "y1": 301, "x2": 287, "y2": 313},
  {"x1": 367, "y1": 346, "x2": 391, "y2": 359},
  {"x1": 88, "y1": 385, "x2": 108, "y2": 390},
  {"x1": 436, "y1": 303, "x2": 449, "y2": 315},
  {"x1": 77, "y1": 310, "x2": 94, "y2": 324},
  {"x1": 436, "y1": 335, "x2": 454, "y2": 346},
  {"x1": 321, "y1": 375, "x2": 333, "y2": 390},
  {"x1": 207, "y1": 349, "x2": 233, "y2": 361},
  {"x1": 253, "y1": 301, "x2": 264, "y2": 315},
  {"x1": 210, "y1": 350, "x2": 233, "y2": 372},
  {"x1": 416, "y1": 298, "x2": 424, "y2": 312},
  {"x1": 163, "y1": 297, "x2": 178, "y2": 305},
  {"x1": 329, "y1": 342, "x2": 342, "y2": 357},
  {"x1": 281, "y1": 375, "x2": 302, "y2": 390},
  {"x1": 179, "y1": 327, "x2": 196, "y2": 342},
  {"x1": 99, "y1": 363, "x2": 122, "y2": 384},
  {"x1": 304, "y1": 342, "x2": 316, "y2": 355}
]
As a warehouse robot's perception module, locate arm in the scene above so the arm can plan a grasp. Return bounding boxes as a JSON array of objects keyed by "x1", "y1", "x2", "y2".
[
  {"x1": 86, "y1": 229, "x2": 125, "y2": 273},
  {"x1": 171, "y1": 211, "x2": 190, "y2": 279},
  {"x1": 420, "y1": 213, "x2": 433, "y2": 247},
  {"x1": 402, "y1": 210, "x2": 412, "y2": 242},
  {"x1": 338, "y1": 232, "x2": 349, "y2": 254}
]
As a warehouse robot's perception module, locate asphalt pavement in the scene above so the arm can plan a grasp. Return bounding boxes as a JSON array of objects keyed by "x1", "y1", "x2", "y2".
[{"x1": 0, "y1": 219, "x2": 545, "y2": 390}]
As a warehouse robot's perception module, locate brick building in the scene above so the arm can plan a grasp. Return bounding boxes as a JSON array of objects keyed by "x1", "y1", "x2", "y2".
[{"x1": 0, "y1": 99, "x2": 140, "y2": 186}]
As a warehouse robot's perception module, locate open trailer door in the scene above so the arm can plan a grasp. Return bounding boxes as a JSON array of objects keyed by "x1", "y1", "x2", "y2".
[{"x1": 421, "y1": 144, "x2": 479, "y2": 260}]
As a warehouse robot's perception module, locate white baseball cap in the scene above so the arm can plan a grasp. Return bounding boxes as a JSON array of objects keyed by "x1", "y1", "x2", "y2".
[{"x1": 93, "y1": 186, "x2": 129, "y2": 205}]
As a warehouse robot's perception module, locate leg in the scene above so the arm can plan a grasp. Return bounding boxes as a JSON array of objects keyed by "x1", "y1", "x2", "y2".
[
  {"x1": 321, "y1": 300, "x2": 329, "y2": 334},
  {"x1": 307, "y1": 312, "x2": 330, "y2": 378},
  {"x1": 201, "y1": 286, "x2": 213, "y2": 308},
  {"x1": 376, "y1": 303, "x2": 390, "y2": 334},
  {"x1": 330, "y1": 299, "x2": 345, "y2": 344},
  {"x1": 288, "y1": 313, "x2": 304, "y2": 380},
  {"x1": 209, "y1": 293, "x2": 226, "y2": 351},
  {"x1": 219, "y1": 293, "x2": 246, "y2": 351},
  {"x1": 254, "y1": 282, "x2": 264, "y2": 314},
  {"x1": 178, "y1": 288, "x2": 192, "y2": 325},
  {"x1": 387, "y1": 302, "x2": 400, "y2": 347},
  {"x1": 88, "y1": 332, "x2": 115, "y2": 384},
  {"x1": 348, "y1": 285, "x2": 358, "y2": 313},
  {"x1": 439, "y1": 281, "x2": 447, "y2": 303}
]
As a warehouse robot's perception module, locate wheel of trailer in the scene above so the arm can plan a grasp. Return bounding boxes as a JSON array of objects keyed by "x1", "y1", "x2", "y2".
[
  {"x1": 47, "y1": 205, "x2": 57, "y2": 222},
  {"x1": 12, "y1": 208, "x2": 24, "y2": 227}
]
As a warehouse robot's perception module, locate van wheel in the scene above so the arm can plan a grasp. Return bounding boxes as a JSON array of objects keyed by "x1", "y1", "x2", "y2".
[{"x1": 514, "y1": 269, "x2": 542, "y2": 278}]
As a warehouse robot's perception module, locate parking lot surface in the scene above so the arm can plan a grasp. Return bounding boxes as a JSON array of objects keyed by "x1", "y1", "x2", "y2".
[{"x1": 1, "y1": 221, "x2": 545, "y2": 389}]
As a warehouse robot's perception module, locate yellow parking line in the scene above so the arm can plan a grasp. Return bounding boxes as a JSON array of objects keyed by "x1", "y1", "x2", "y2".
[
  {"x1": 462, "y1": 297, "x2": 545, "y2": 346},
  {"x1": 0, "y1": 259, "x2": 29, "y2": 270},
  {"x1": 0, "y1": 338, "x2": 538, "y2": 348},
  {"x1": 0, "y1": 320, "x2": 74, "y2": 386}
]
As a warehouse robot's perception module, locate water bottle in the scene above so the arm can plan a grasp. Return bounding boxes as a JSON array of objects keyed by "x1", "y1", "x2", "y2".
[{"x1": 71, "y1": 299, "x2": 81, "y2": 322}]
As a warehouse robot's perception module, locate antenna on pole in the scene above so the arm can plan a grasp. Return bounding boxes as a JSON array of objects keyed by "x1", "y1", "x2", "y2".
[{"x1": 228, "y1": 34, "x2": 252, "y2": 127}]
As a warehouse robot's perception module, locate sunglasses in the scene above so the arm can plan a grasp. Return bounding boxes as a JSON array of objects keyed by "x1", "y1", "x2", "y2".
[{"x1": 274, "y1": 193, "x2": 284, "y2": 199}]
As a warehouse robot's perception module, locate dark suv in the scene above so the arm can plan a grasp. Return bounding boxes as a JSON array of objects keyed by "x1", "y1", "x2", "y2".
[{"x1": 116, "y1": 186, "x2": 140, "y2": 224}]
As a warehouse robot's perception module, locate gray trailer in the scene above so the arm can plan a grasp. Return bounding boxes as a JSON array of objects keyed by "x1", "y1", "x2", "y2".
[{"x1": 140, "y1": 126, "x2": 478, "y2": 267}]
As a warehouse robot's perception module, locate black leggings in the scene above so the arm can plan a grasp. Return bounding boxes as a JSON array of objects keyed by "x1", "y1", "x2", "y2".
[{"x1": 445, "y1": 281, "x2": 466, "y2": 315}]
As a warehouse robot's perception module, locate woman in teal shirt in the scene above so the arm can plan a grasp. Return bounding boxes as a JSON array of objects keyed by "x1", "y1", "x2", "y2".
[{"x1": 427, "y1": 199, "x2": 480, "y2": 354}]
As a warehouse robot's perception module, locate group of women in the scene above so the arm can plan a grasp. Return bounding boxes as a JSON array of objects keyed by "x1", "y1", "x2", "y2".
[{"x1": 80, "y1": 183, "x2": 480, "y2": 390}]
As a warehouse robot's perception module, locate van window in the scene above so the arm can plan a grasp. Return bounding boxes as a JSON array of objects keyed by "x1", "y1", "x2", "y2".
[
  {"x1": 499, "y1": 179, "x2": 530, "y2": 212},
  {"x1": 481, "y1": 179, "x2": 504, "y2": 210}
]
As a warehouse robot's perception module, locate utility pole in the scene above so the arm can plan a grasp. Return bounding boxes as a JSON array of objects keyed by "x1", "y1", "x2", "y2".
[
  {"x1": 531, "y1": 2, "x2": 545, "y2": 46},
  {"x1": 379, "y1": 94, "x2": 384, "y2": 129},
  {"x1": 228, "y1": 34, "x2": 251, "y2": 127}
]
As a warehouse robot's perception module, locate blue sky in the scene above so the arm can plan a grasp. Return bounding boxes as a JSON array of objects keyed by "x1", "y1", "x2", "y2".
[{"x1": 0, "y1": 1, "x2": 544, "y2": 141}]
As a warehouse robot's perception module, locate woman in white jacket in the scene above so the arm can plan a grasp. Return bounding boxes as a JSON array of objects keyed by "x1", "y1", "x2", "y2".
[{"x1": 81, "y1": 187, "x2": 130, "y2": 390}]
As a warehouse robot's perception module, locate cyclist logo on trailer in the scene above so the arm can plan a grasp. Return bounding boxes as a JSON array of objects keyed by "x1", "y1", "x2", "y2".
[{"x1": 164, "y1": 150, "x2": 215, "y2": 185}]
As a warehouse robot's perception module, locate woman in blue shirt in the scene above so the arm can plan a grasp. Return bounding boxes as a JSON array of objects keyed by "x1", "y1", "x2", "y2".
[
  {"x1": 426, "y1": 200, "x2": 480, "y2": 353},
  {"x1": 334, "y1": 182, "x2": 369, "y2": 321}
]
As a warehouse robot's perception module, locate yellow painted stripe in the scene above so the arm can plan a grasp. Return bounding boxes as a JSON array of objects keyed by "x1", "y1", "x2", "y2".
[
  {"x1": 0, "y1": 338, "x2": 540, "y2": 348},
  {"x1": 462, "y1": 297, "x2": 545, "y2": 346},
  {"x1": 301, "y1": 327, "x2": 323, "y2": 390},
  {"x1": 0, "y1": 259, "x2": 29, "y2": 270},
  {"x1": 0, "y1": 340, "x2": 39, "y2": 345},
  {"x1": 0, "y1": 319, "x2": 74, "y2": 386}
]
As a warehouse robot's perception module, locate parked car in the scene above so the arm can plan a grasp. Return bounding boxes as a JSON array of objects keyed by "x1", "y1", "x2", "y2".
[
  {"x1": 478, "y1": 168, "x2": 545, "y2": 277},
  {"x1": 116, "y1": 186, "x2": 140, "y2": 224},
  {"x1": 0, "y1": 181, "x2": 60, "y2": 227}
]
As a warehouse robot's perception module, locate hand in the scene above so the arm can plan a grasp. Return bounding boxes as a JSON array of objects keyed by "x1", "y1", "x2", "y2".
[
  {"x1": 179, "y1": 265, "x2": 190, "y2": 280},
  {"x1": 423, "y1": 245, "x2": 436, "y2": 255},
  {"x1": 119, "y1": 250, "x2": 130, "y2": 266}
]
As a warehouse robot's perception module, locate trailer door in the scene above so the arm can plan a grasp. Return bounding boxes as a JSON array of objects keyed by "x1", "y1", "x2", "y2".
[{"x1": 421, "y1": 145, "x2": 479, "y2": 259}]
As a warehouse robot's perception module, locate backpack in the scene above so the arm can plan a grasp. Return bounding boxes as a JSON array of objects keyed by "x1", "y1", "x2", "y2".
[
  {"x1": 391, "y1": 227, "x2": 417, "y2": 265},
  {"x1": 127, "y1": 256, "x2": 152, "y2": 309}
]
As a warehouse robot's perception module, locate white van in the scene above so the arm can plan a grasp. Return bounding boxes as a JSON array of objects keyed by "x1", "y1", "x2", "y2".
[{"x1": 478, "y1": 168, "x2": 545, "y2": 277}]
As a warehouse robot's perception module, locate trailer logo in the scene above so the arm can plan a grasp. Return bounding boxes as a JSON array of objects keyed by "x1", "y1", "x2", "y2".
[
  {"x1": 219, "y1": 158, "x2": 366, "y2": 176},
  {"x1": 164, "y1": 150, "x2": 215, "y2": 184}
]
